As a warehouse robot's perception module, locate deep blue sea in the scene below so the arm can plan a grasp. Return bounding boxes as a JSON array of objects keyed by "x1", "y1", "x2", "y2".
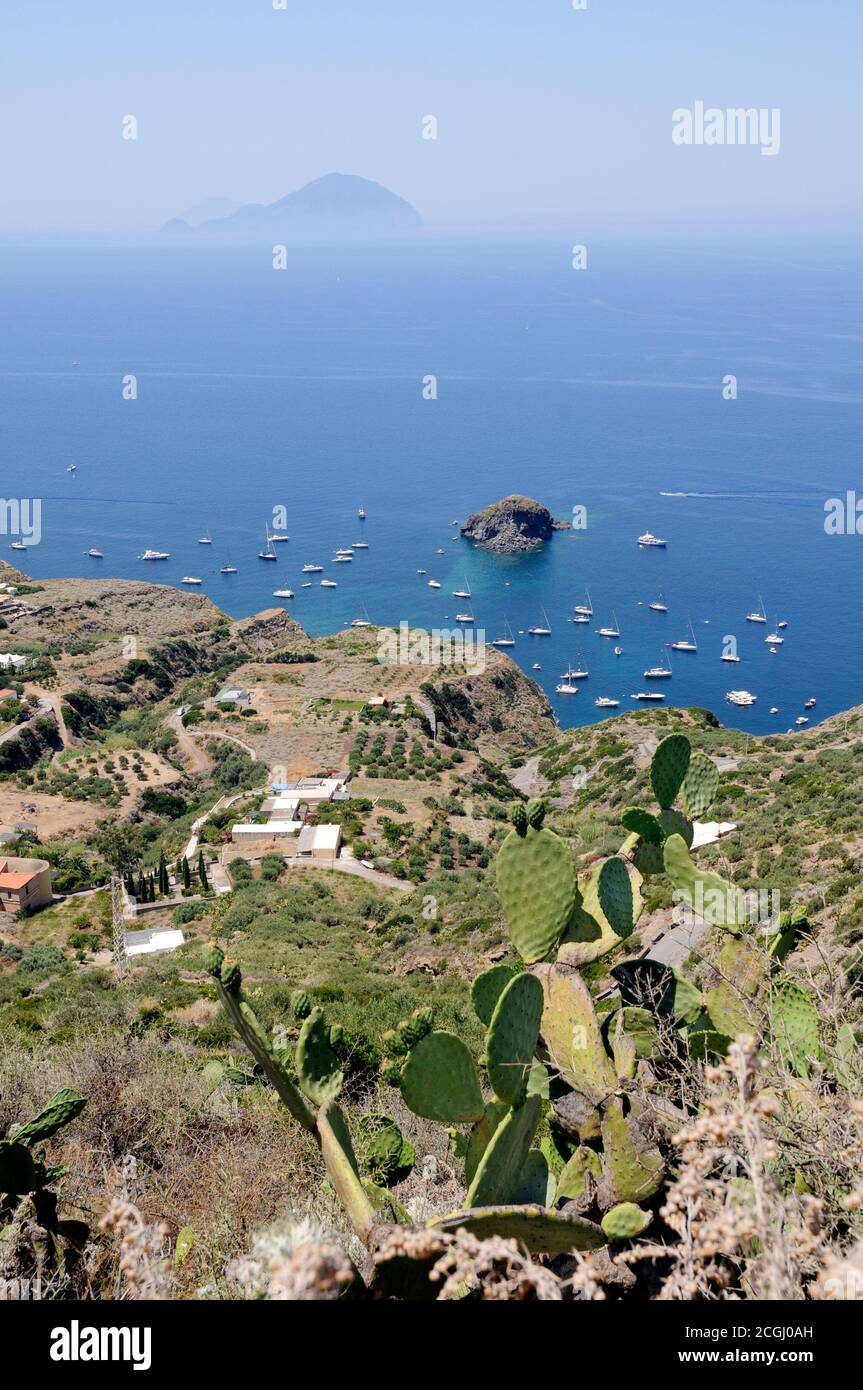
[{"x1": 1, "y1": 241, "x2": 861, "y2": 733}]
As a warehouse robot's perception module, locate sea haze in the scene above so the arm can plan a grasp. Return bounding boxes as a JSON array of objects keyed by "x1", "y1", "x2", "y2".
[{"x1": 1, "y1": 241, "x2": 861, "y2": 734}]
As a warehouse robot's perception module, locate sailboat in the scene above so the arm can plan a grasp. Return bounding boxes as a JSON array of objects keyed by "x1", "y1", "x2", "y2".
[
  {"x1": 490, "y1": 618, "x2": 516, "y2": 648},
  {"x1": 528, "y1": 607, "x2": 552, "y2": 636},
  {"x1": 597, "y1": 611, "x2": 620, "y2": 638},
  {"x1": 197, "y1": 530, "x2": 213, "y2": 545},
  {"x1": 671, "y1": 621, "x2": 698, "y2": 652},
  {"x1": 351, "y1": 605, "x2": 373, "y2": 629},
  {"x1": 561, "y1": 654, "x2": 589, "y2": 680},
  {"x1": 555, "y1": 681, "x2": 578, "y2": 695},
  {"x1": 573, "y1": 588, "x2": 593, "y2": 617},
  {"x1": 745, "y1": 596, "x2": 768, "y2": 623},
  {"x1": 357, "y1": 505, "x2": 366, "y2": 519},
  {"x1": 452, "y1": 578, "x2": 472, "y2": 599},
  {"x1": 644, "y1": 650, "x2": 673, "y2": 678},
  {"x1": 86, "y1": 548, "x2": 103, "y2": 558},
  {"x1": 649, "y1": 593, "x2": 668, "y2": 613},
  {"x1": 259, "y1": 526, "x2": 277, "y2": 560}
]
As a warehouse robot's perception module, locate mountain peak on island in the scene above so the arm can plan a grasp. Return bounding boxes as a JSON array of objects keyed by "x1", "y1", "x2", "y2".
[
  {"x1": 461, "y1": 495, "x2": 569, "y2": 553},
  {"x1": 163, "y1": 174, "x2": 422, "y2": 243}
]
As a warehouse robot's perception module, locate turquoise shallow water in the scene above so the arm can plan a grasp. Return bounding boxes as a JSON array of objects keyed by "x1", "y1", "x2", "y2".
[{"x1": 1, "y1": 241, "x2": 861, "y2": 732}]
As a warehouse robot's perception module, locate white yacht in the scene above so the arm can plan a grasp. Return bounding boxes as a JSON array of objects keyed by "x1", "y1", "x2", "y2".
[
  {"x1": 452, "y1": 580, "x2": 472, "y2": 599},
  {"x1": 770, "y1": 707, "x2": 779, "y2": 714},
  {"x1": 302, "y1": 564, "x2": 324, "y2": 573},
  {"x1": 637, "y1": 532, "x2": 666, "y2": 547},
  {"x1": 197, "y1": 533, "x2": 212, "y2": 545},
  {"x1": 765, "y1": 632, "x2": 784, "y2": 645},
  {"x1": 10, "y1": 540, "x2": 27, "y2": 550},
  {"x1": 562, "y1": 663, "x2": 589, "y2": 680},
  {"x1": 259, "y1": 527, "x2": 277, "y2": 560},
  {"x1": 333, "y1": 554, "x2": 353, "y2": 563},
  {"x1": 67, "y1": 462, "x2": 77, "y2": 472},
  {"x1": 351, "y1": 616, "x2": 372, "y2": 628},
  {"x1": 726, "y1": 690, "x2": 757, "y2": 707},
  {"x1": 455, "y1": 613, "x2": 474, "y2": 624},
  {"x1": 269, "y1": 531, "x2": 289, "y2": 544},
  {"x1": 571, "y1": 613, "x2": 591, "y2": 624},
  {"x1": 614, "y1": 646, "x2": 623, "y2": 656},
  {"x1": 644, "y1": 652, "x2": 672, "y2": 678},
  {"x1": 594, "y1": 697, "x2": 619, "y2": 709},
  {"x1": 301, "y1": 582, "x2": 312, "y2": 588},
  {"x1": 320, "y1": 579, "x2": 337, "y2": 588},
  {"x1": 491, "y1": 619, "x2": 516, "y2": 648},
  {"x1": 531, "y1": 662, "x2": 542, "y2": 670},
  {"x1": 428, "y1": 579, "x2": 441, "y2": 589},
  {"x1": 529, "y1": 608, "x2": 552, "y2": 636},
  {"x1": 573, "y1": 589, "x2": 593, "y2": 617},
  {"x1": 86, "y1": 548, "x2": 103, "y2": 558},
  {"x1": 649, "y1": 593, "x2": 668, "y2": 613},
  {"x1": 555, "y1": 682, "x2": 578, "y2": 695},
  {"x1": 273, "y1": 588, "x2": 294, "y2": 599},
  {"x1": 335, "y1": 547, "x2": 354, "y2": 556},
  {"x1": 220, "y1": 564, "x2": 237, "y2": 574},
  {"x1": 804, "y1": 698, "x2": 816, "y2": 709},
  {"x1": 597, "y1": 612, "x2": 620, "y2": 638},
  {"x1": 721, "y1": 651, "x2": 741, "y2": 663},
  {"x1": 795, "y1": 716, "x2": 809, "y2": 726},
  {"x1": 417, "y1": 568, "x2": 427, "y2": 575},
  {"x1": 357, "y1": 505, "x2": 366, "y2": 519},
  {"x1": 777, "y1": 620, "x2": 788, "y2": 629},
  {"x1": 745, "y1": 596, "x2": 768, "y2": 624},
  {"x1": 436, "y1": 548, "x2": 445, "y2": 555},
  {"x1": 140, "y1": 549, "x2": 170, "y2": 560},
  {"x1": 182, "y1": 576, "x2": 202, "y2": 585},
  {"x1": 671, "y1": 621, "x2": 698, "y2": 652},
  {"x1": 351, "y1": 541, "x2": 369, "y2": 549},
  {"x1": 632, "y1": 691, "x2": 665, "y2": 701}
]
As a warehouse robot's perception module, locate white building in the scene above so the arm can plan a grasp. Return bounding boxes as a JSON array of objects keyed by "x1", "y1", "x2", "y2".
[
  {"x1": 269, "y1": 777, "x2": 344, "y2": 803},
  {"x1": 0, "y1": 654, "x2": 26, "y2": 671},
  {"x1": 124, "y1": 926, "x2": 185, "y2": 958}
]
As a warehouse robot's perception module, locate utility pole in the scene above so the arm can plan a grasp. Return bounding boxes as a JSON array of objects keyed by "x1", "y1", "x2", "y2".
[{"x1": 111, "y1": 874, "x2": 129, "y2": 981}]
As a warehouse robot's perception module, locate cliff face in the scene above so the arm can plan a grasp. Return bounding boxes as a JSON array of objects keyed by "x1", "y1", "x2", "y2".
[
  {"x1": 460, "y1": 495, "x2": 556, "y2": 553},
  {"x1": 423, "y1": 652, "x2": 557, "y2": 756}
]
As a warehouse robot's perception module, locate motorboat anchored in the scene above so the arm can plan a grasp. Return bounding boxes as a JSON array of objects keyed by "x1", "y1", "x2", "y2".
[
  {"x1": 795, "y1": 716, "x2": 809, "y2": 726},
  {"x1": 320, "y1": 579, "x2": 337, "y2": 588},
  {"x1": 357, "y1": 505, "x2": 366, "y2": 519},
  {"x1": 140, "y1": 549, "x2": 169, "y2": 560},
  {"x1": 637, "y1": 532, "x2": 666, "y2": 547},
  {"x1": 764, "y1": 632, "x2": 785, "y2": 645},
  {"x1": 594, "y1": 696, "x2": 620, "y2": 708},
  {"x1": 726, "y1": 690, "x2": 757, "y2": 707},
  {"x1": 804, "y1": 698, "x2": 816, "y2": 709},
  {"x1": 721, "y1": 651, "x2": 741, "y2": 663},
  {"x1": 273, "y1": 588, "x2": 294, "y2": 599},
  {"x1": 181, "y1": 576, "x2": 202, "y2": 585},
  {"x1": 86, "y1": 548, "x2": 103, "y2": 558},
  {"x1": 428, "y1": 579, "x2": 441, "y2": 589},
  {"x1": 220, "y1": 564, "x2": 237, "y2": 574},
  {"x1": 302, "y1": 564, "x2": 324, "y2": 573},
  {"x1": 455, "y1": 613, "x2": 474, "y2": 624},
  {"x1": 269, "y1": 531, "x2": 289, "y2": 544},
  {"x1": 631, "y1": 691, "x2": 665, "y2": 701}
]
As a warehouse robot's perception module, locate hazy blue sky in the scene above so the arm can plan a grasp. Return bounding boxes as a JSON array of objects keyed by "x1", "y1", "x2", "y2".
[{"x1": 1, "y1": 0, "x2": 860, "y2": 238}]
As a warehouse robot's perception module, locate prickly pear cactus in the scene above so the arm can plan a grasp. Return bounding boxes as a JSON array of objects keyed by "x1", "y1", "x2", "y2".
[
  {"x1": 11, "y1": 1089, "x2": 87, "y2": 1146},
  {"x1": 681, "y1": 751, "x2": 719, "y2": 819},
  {"x1": 621, "y1": 807, "x2": 665, "y2": 845},
  {"x1": 664, "y1": 833, "x2": 745, "y2": 931},
  {"x1": 470, "y1": 964, "x2": 515, "y2": 1026},
  {"x1": 771, "y1": 978, "x2": 821, "y2": 1078},
  {"x1": 601, "y1": 1202, "x2": 652, "y2": 1240},
  {"x1": 400, "y1": 1031, "x2": 485, "y2": 1124},
  {"x1": 600, "y1": 1096, "x2": 665, "y2": 1204},
  {"x1": 430, "y1": 1203, "x2": 606, "y2": 1253},
  {"x1": 485, "y1": 972, "x2": 545, "y2": 1107},
  {"x1": 534, "y1": 962, "x2": 617, "y2": 1103},
  {"x1": 296, "y1": 1008, "x2": 344, "y2": 1105},
  {"x1": 556, "y1": 1145, "x2": 602, "y2": 1201},
  {"x1": 290, "y1": 989, "x2": 313, "y2": 1020},
  {"x1": 496, "y1": 804, "x2": 578, "y2": 963},
  {"x1": 650, "y1": 734, "x2": 691, "y2": 809},
  {"x1": 0, "y1": 1141, "x2": 37, "y2": 1195},
  {"x1": 465, "y1": 1094, "x2": 543, "y2": 1206},
  {"x1": 597, "y1": 855, "x2": 635, "y2": 938}
]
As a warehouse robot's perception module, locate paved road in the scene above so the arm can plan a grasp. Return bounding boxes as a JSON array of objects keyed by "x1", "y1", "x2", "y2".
[
  {"x1": 280, "y1": 854, "x2": 413, "y2": 893},
  {"x1": 0, "y1": 697, "x2": 55, "y2": 747},
  {"x1": 646, "y1": 915, "x2": 710, "y2": 967}
]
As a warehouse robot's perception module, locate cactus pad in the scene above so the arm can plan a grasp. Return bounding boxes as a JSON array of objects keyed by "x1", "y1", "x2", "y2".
[
  {"x1": 534, "y1": 962, "x2": 617, "y2": 1103},
  {"x1": 400, "y1": 1031, "x2": 484, "y2": 1124},
  {"x1": 771, "y1": 978, "x2": 821, "y2": 1078},
  {"x1": 510, "y1": 802, "x2": 528, "y2": 833},
  {"x1": 597, "y1": 855, "x2": 635, "y2": 938},
  {"x1": 466, "y1": 1094, "x2": 542, "y2": 1206},
  {"x1": 556, "y1": 1145, "x2": 602, "y2": 1201},
  {"x1": 12, "y1": 1089, "x2": 86, "y2": 1146},
  {"x1": 486, "y1": 972, "x2": 544, "y2": 1107},
  {"x1": 600, "y1": 1096, "x2": 665, "y2": 1204},
  {"x1": 601, "y1": 1202, "x2": 652, "y2": 1240},
  {"x1": 471, "y1": 964, "x2": 515, "y2": 1026},
  {"x1": 295, "y1": 1008, "x2": 344, "y2": 1106},
  {"x1": 496, "y1": 821, "x2": 578, "y2": 963},
  {"x1": 430, "y1": 1203, "x2": 606, "y2": 1253},
  {"x1": 663, "y1": 833, "x2": 745, "y2": 931},
  {"x1": 464, "y1": 1100, "x2": 509, "y2": 1186},
  {"x1": 650, "y1": 734, "x2": 691, "y2": 808},
  {"x1": 511, "y1": 1148, "x2": 555, "y2": 1206},
  {"x1": 621, "y1": 807, "x2": 665, "y2": 845},
  {"x1": 682, "y1": 751, "x2": 719, "y2": 819},
  {"x1": 526, "y1": 797, "x2": 546, "y2": 829}
]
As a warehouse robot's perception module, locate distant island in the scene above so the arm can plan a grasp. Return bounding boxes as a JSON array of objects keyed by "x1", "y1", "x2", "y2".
[
  {"x1": 162, "y1": 173, "x2": 422, "y2": 244},
  {"x1": 460, "y1": 494, "x2": 569, "y2": 554}
]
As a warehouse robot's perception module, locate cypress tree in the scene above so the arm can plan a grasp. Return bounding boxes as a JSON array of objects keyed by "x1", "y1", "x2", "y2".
[
  {"x1": 182, "y1": 856, "x2": 192, "y2": 892},
  {"x1": 198, "y1": 851, "x2": 210, "y2": 893}
]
